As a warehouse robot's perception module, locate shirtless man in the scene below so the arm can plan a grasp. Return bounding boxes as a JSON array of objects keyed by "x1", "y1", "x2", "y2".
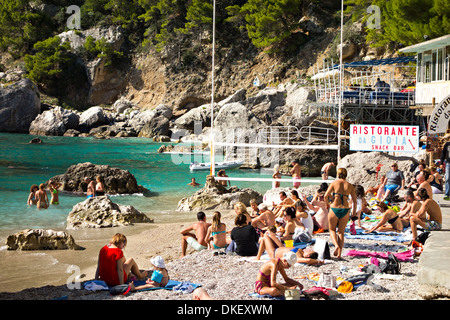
[
  {"x1": 410, "y1": 188, "x2": 443, "y2": 240},
  {"x1": 187, "y1": 177, "x2": 200, "y2": 186},
  {"x1": 180, "y1": 211, "x2": 211, "y2": 257},
  {"x1": 414, "y1": 172, "x2": 433, "y2": 200},
  {"x1": 36, "y1": 183, "x2": 49, "y2": 209},
  {"x1": 301, "y1": 193, "x2": 329, "y2": 231},
  {"x1": 273, "y1": 192, "x2": 295, "y2": 218},
  {"x1": 397, "y1": 190, "x2": 421, "y2": 227},
  {"x1": 290, "y1": 160, "x2": 301, "y2": 188},
  {"x1": 252, "y1": 203, "x2": 276, "y2": 231},
  {"x1": 85, "y1": 177, "x2": 96, "y2": 198},
  {"x1": 321, "y1": 162, "x2": 335, "y2": 181}
]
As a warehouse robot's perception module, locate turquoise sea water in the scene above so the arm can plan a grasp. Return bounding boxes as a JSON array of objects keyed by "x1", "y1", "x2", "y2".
[{"x1": 0, "y1": 132, "x2": 324, "y2": 234}]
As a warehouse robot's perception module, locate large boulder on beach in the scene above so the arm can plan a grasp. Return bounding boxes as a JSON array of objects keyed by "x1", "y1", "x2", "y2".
[
  {"x1": 29, "y1": 107, "x2": 80, "y2": 136},
  {"x1": 176, "y1": 175, "x2": 263, "y2": 211},
  {"x1": 66, "y1": 196, "x2": 153, "y2": 229},
  {"x1": 49, "y1": 162, "x2": 148, "y2": 195},
  {"x1": 6, "y1": 229, "x2": 83, "y2": 250},
  {"x1": 0, "y1": 78, "x2": 41, "y2": 133},
  {"x1": 339, "y1": 151, "x2": 422, "y2": 190}
]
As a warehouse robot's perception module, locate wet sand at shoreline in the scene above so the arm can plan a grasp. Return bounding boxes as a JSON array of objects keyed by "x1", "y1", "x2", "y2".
[{"x1": 0, "y1": 210, "x2": 233, "y2": 294}]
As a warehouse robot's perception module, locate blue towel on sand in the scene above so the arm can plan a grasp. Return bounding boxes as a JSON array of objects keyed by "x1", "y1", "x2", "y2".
[
  {"x1": 249, "y1": 293, "x2": 285, "y2": 300},
  {"x1": 131, "y1": 279, "x2": 201, "y2": 292},
  {"x1": 345, "y1": 230, "x2": 407, "y2": 242}
]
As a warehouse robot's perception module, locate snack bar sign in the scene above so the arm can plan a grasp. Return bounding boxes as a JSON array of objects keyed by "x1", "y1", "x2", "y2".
[{"x1": 350, "y1": 124, "x2": 419, "y2": 153}]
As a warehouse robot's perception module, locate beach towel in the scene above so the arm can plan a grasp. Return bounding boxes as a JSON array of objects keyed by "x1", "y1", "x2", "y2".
[
  {"x1": 83, "y1": 280, "x2": 109, "y2": 291},
  {"x1": 132, "y1": 279, "x2": 201, "y2": 292},
  {"x1": 345, "y1": 249, "x2": 415, "y2": 262},
  {"x1": 248, "y1": 293, "x2": 286, "y2": 300}
]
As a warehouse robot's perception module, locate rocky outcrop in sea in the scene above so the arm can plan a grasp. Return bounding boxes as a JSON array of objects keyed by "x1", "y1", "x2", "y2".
[
  {"x1": 66, "y1": 196, "x2": 153, "y2": 229},
  {"x1": 49, "y1": 162, "x2": 149, "y2": 195},
  {"x1": 6, "y1": 229, "x2": 83, "y2": 250}
]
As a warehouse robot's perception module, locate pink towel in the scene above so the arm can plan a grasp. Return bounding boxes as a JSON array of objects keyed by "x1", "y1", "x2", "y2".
[{"x1": 345, "y1": 249, "x2": 415, "y2": 262}]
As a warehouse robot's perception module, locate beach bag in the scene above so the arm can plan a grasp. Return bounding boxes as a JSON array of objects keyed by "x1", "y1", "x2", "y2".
[
  {"x1": 314, "y1": 238, "x2": 331, "y2": 260},
  {"x1": 293, "y1": 228, "x2": 311, "y2": 243},
  {"x1": 317, "y1": 273, "x2": 336, "y2": 289},
  {"x1": 284, "y1": 289, "x2": 301, "y2": 300},
  {"x1": 109, "y1": 284, "x2": 131, "y2": 295},
  {"x1": 381, "y1": 253, "x2": 401, "y2": 274}
]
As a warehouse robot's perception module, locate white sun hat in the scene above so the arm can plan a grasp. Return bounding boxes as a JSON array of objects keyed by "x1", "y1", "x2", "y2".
[{"x1": 150, "y1": 256, "x2": 166, "y2": 269}]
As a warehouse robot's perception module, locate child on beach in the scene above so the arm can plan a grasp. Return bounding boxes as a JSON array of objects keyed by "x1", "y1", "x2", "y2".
[
  {"x1": 351, "y1": 185, "x2": 371, "y2": 228},
  {"x1": 135, "y1": 256, "x2": 170, "y2": 289}
]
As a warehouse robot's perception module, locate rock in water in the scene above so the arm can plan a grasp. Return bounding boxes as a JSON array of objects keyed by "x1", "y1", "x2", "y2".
[
  {"x1": 176, "y1": 175, "x2": 263, "y2": 211},
  {"x1": 6, "y1": 229, "x2": 83, "y2": 250},
  {"x1": 66, "y1": 196, "x2": 153, "y2": 229},
  {"x1": 49, "y1": 162, "x2": 148, "y2": 195}
]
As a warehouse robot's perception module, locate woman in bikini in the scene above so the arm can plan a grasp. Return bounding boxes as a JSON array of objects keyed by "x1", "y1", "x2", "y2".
[
  {"x1": 205, "y1": 211, "x2": 229, "y2": 249},
  {"x1": 48, "y1": 180, "x2": 62, "y2": 205},
  {"x1": 254, "y1": 251, "x2": 302, "y2": 297},
  {"x1": 36, "y1": 183, "x2": 49, "y2": 209},
  {"x1": 365, "y1": 202, "x2": 403, "y2": 233},
  {"x1": 27, "y1": 184, "x2": 39, "y2": 206},
  {"x1": 324, "y1": 167, "x2": 357, "y2": 259}
]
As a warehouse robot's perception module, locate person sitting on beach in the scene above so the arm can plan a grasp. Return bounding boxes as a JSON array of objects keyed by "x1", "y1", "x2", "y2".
[
  {"x1": 365, "y1": 175, "x2": 386, "y2": 198},
  {"x1": 180, "y1": 211, "x2": 211, "y2": 258},
  {"x1": 205, "y1": 211, "x2": 229, "y2": 250},
  {"x1": 95, "y1": 176, "x2": 106, "y2": 196},
  {"x1": 365, "y1": 202, "x2": 403, "y2": 233},
  {"x1": 95, "y1": 233, "x2": 148, "y2": 287},
  {"x1": 321, "y1": 162, "x2": 335, "y2": 181},
  {"x1": 350, "y1": 185, "x2": 371, "y2": 228},
  {"x1": 187, "y1": 177, "x2": 200, "y2": 187},
  {"x1": 27, "y1": 184, "x2": 39, "y2": 206},
  {"x1": 324, "y1": 167, "x2": 357, "y2": 259},
  {"x1": 409, "y1": 188, "x2": 443, "y2": 241},
  {"x1": 272, "y1": 164, "x2": 282, "y2": 189},
  {"x1": 249, "y1": 199, "x2": 260, "y2": 217},
  {"x1": 397, "y1": 190, "x2": 420, "y2": 228},
  {"x1": 133, "y1": 256, "x2": 170, "y2": 290},
  {"x1": 295, "y1": 200, "x2": 314, "y2": 238},
  {"x1": 429, "y1": 165, "x2": 443, "y2": 194},
  {"x1": 230, "y1": 213, "x2": 259, "y2": 256},
  {"x1": 254, "y1": 251, "x2": 303, "y2": 297},
  {"x1": 272, "y1": 191, "x2": 295, "y2": 218},
  {"x1": 234, "y1": 201, "x2": 253, "y2": 224},
  {"x1": 381, "y1": 163, "x2": 405, "y2": 202},
  {"x1": 84, "y1": 177, "x2": 96, "y2": 198},
  {"x1": 413, "y1": 171, "x2": 433, "y2": 200},
  {"x1": 282, "y1": 207, "x2": 306, "y2": 242},
  {"x1": 48, "y1": 180, "x2": 62, "y2": 205},
  {"x1": 217, "y1": 169, "x2": 230, "y2": 188},
  {"x1": 301, "y1": 192, "x2": 329, "y2": 232},
  {"x1": 290, "y1": 160, "x2": 302, "y2": 188},
  {"x1": 193, "y1": 287, "x2": 215, "y2": 300},
  {"x1": 251, "y1": 203, "x2": 276, "y2": 232},
  {"x1": 36, "y1": 183, "x2": 49, "y2": 209}
]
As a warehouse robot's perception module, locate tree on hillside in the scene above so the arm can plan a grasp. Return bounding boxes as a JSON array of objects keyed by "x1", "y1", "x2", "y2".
[
  {"x1": 24, "y1": 36, "x2": 75, "y2": 90},
  {"x1": 366, "y1": 0, "x2": 450, "y2": 47},
  {"x1": 226, "y1": 0, "x2": 306, "y2": 52},
  {"x1": 0, "y1": 0, "x2": 54, "y2": 58}
]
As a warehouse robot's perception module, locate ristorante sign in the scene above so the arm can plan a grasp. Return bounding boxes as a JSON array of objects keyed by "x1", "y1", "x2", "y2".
[
  {"x1": 428, "y1": 94, "x2": 450, "y2": 135},
  {"x1": 350, "y1": 124, "x2": 419, "y2": 153}
]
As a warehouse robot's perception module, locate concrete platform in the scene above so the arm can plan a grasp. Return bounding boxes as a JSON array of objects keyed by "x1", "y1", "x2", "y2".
[{"x1": 417, "y1": 193, "x2": 450, "y2": 298}]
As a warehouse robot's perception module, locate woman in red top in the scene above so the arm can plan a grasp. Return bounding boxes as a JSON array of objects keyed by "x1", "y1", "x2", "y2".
[{"x1": 95, "y1": 233, "x2": 147, "y2": 286}]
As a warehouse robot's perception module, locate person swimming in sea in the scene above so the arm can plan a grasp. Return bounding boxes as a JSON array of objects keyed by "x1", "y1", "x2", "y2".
[{"x1": 27, "y1": 184, "x2": 39, "y2": 206}]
